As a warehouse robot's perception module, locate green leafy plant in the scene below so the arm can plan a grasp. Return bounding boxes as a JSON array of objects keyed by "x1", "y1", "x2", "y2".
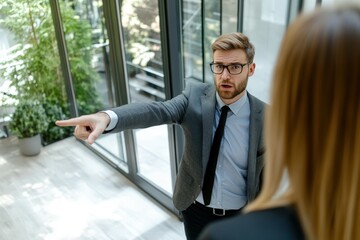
[
  {"x1": 0, "y1": 0, "x2": 103, "y2": 144},
  {"x1": 41, "y1": 101, "x2": 72, "y2": 146},
  {"x1": 9, "y1": 100, "x2": 48, "y2": 139}
]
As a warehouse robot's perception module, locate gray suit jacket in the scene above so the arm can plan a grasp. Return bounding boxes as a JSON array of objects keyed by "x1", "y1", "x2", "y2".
[{"x1": 109, "y1": 82, "x2": 266, "y2": 211}]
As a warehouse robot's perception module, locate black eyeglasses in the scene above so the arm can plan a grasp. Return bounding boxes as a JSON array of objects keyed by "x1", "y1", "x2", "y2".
[{"x1": 209, "y1": 62, "x2": 249, "y2": 75}]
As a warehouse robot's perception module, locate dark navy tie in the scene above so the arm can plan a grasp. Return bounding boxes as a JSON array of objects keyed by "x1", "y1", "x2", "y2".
[{"x1": 202, "y1": 106, "x2": 229, "y2": 205}]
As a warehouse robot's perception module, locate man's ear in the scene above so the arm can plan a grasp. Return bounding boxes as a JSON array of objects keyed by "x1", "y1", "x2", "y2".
[{"x1": 248, "y1": 63, "x2": 256, "y2": 76}]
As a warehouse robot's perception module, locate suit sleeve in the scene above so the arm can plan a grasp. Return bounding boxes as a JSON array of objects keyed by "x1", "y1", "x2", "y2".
[{"x1": 107, "y1": 85, "x2": 191, "y2": 133}]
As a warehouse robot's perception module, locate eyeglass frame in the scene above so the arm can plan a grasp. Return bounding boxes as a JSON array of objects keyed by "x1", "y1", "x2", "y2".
[{"x1": 209, "y1": 62, "x2": 249, "y2": 75}]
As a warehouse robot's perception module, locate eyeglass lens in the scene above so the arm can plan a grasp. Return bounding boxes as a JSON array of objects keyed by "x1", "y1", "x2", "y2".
[{"x1": 210, "y1": 63, "x2": 245, "y2": 75}]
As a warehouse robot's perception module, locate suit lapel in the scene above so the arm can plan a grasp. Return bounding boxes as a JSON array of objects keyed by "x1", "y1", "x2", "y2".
[
  {"x1": 247, "y1": 93, "x2": 263, "y2": 200},
  {"x1": 201, "y1": 85, "x2": 216, "y2": 175}
]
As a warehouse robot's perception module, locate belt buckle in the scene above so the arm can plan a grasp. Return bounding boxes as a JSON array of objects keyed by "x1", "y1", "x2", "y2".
[{"x1": 213, "y1": 208, "x2": 226, "y2": 216}]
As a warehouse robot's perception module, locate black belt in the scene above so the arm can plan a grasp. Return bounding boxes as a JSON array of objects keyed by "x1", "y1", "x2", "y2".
[{"x1": 194, "y1": 201, "x2": 242, "y2": 216}]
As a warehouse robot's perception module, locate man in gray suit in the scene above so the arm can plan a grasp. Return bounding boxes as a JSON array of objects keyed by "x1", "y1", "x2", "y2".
[{"x1": 56, "y1": 32, "x2": 265, "y2": 240}]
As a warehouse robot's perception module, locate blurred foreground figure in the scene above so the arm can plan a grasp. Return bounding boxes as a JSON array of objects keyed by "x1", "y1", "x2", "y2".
[{"x1": 199, "y1": 4, "x2": 360, "y2": 240}]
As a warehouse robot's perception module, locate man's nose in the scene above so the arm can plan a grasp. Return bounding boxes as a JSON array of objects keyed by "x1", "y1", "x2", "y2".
[{"x1": 221, "y1": 67, "x2": 231, "y2": 79}]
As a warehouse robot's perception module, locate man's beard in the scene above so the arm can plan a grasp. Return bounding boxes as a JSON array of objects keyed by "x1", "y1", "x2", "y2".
[{"x1": 216, "y1": 76, "x2": 248, "y2": 100}]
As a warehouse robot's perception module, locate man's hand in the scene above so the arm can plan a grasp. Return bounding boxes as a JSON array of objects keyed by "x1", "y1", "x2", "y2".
[{"x1": 55, "y1": 112, "x2": 110, "y2": 144}]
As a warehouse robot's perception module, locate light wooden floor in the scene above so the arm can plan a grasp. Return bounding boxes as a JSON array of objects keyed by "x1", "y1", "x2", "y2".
[{"x1": 0, "y1": 136, "x2": 186, "y2": 240}]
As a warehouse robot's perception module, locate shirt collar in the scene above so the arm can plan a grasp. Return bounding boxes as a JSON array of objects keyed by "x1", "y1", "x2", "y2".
[{"x1": 215, "y1": 90, "x2": 248, "y2": 116}]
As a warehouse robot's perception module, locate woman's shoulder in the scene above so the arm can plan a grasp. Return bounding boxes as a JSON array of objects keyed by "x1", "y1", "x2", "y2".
[{"x1": 198, "y1": 206, "x2": 305, "y2": 240}]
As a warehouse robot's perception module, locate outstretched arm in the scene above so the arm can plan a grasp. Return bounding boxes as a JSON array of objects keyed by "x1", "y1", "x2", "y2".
[{"x1": 55, "y1": 112, "x2": 110, "y2": 144}]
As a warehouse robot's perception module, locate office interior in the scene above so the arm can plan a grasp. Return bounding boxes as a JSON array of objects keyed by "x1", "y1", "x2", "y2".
[{"x1": 0, "y1": 0, "x2": 356, "y2": 239}]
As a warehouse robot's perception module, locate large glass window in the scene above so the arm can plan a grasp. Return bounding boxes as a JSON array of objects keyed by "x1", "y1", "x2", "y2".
[
  {"x1": 182, "y1": 0, "x2": 221, "y2": 83},
  {"x1": 121, "y1": 0, "x2": 172, "y2": 194},
  {"x1": 182, "y1": 0, "x2": 203, "y2": 82},
  {"x1": 203, "y1": 0, "x2": 221, "y2": 83},
  {"x1": 242, "y1": 0, "x2": 289, "y2": 103},
  {"x1": 58, "y1": 0, "x2": 127, "y2": 169},
  {"x1": 222, "y1": 0, "x2": 239, "y2": 34}
]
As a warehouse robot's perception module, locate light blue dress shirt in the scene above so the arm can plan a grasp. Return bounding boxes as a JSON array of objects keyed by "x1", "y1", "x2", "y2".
[{"x1": 196, "y1": 91, "x2": 250, "y2": 210}]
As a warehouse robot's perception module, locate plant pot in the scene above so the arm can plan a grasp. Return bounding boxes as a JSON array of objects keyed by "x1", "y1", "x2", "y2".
[{"x1": 19, "y1": 134, "x2": 42, "y2": 156}]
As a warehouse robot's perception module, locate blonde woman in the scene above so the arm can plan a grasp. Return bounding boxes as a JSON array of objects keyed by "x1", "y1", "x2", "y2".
[{"x1": 199, "y1": 4, "x2": 360, "y2": 240}]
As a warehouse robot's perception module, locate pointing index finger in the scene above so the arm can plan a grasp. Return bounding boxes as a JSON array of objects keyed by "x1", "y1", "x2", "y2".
[{"x1": 55, "y1": 116, "x2": 88, "y2": 127}]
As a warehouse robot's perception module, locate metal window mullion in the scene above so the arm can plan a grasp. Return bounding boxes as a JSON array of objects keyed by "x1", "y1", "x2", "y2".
[
  {"x1": 237, "y1": 0, "x2": 244, "y2": 32},
  {"x1": 49, "y1": 0, "x2": 78, "y2": 117},
  {"x1": 103, "y1": 0, "x2": 137, "y2": 178}
]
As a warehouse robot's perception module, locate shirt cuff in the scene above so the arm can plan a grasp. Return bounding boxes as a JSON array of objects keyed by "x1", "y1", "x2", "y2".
[{"x1": 101, "y1": 110, "x2": 118, "y2": 131}]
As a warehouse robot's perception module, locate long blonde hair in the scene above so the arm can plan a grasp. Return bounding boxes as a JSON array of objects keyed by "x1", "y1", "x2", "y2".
[{"x1": 246, "y1": 5, "x2": 360, "y2": 240}]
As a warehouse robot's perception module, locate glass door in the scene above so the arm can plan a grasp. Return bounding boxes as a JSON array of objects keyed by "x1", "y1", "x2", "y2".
[{"x1": 120, "y1": 0, "x2": 173, "y2": 195}]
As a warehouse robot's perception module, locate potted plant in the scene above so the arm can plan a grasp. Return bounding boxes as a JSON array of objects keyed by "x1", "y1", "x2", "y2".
[{"x1": 9, "y1": 100, "x2": 48, "y2": 156}]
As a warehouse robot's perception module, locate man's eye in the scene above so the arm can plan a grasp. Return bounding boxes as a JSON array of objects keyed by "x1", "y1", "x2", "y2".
[
  {"x1": 215, "y1": 65, "x2": 223, "y2": 70},
  {"x1": 230, "y1": 65, "x2": 241, "y2": 70}
]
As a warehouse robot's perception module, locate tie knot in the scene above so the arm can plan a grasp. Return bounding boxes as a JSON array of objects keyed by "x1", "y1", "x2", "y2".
[{"x1": 221, "y1": 105, "x2": 229, "y2": 114}]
